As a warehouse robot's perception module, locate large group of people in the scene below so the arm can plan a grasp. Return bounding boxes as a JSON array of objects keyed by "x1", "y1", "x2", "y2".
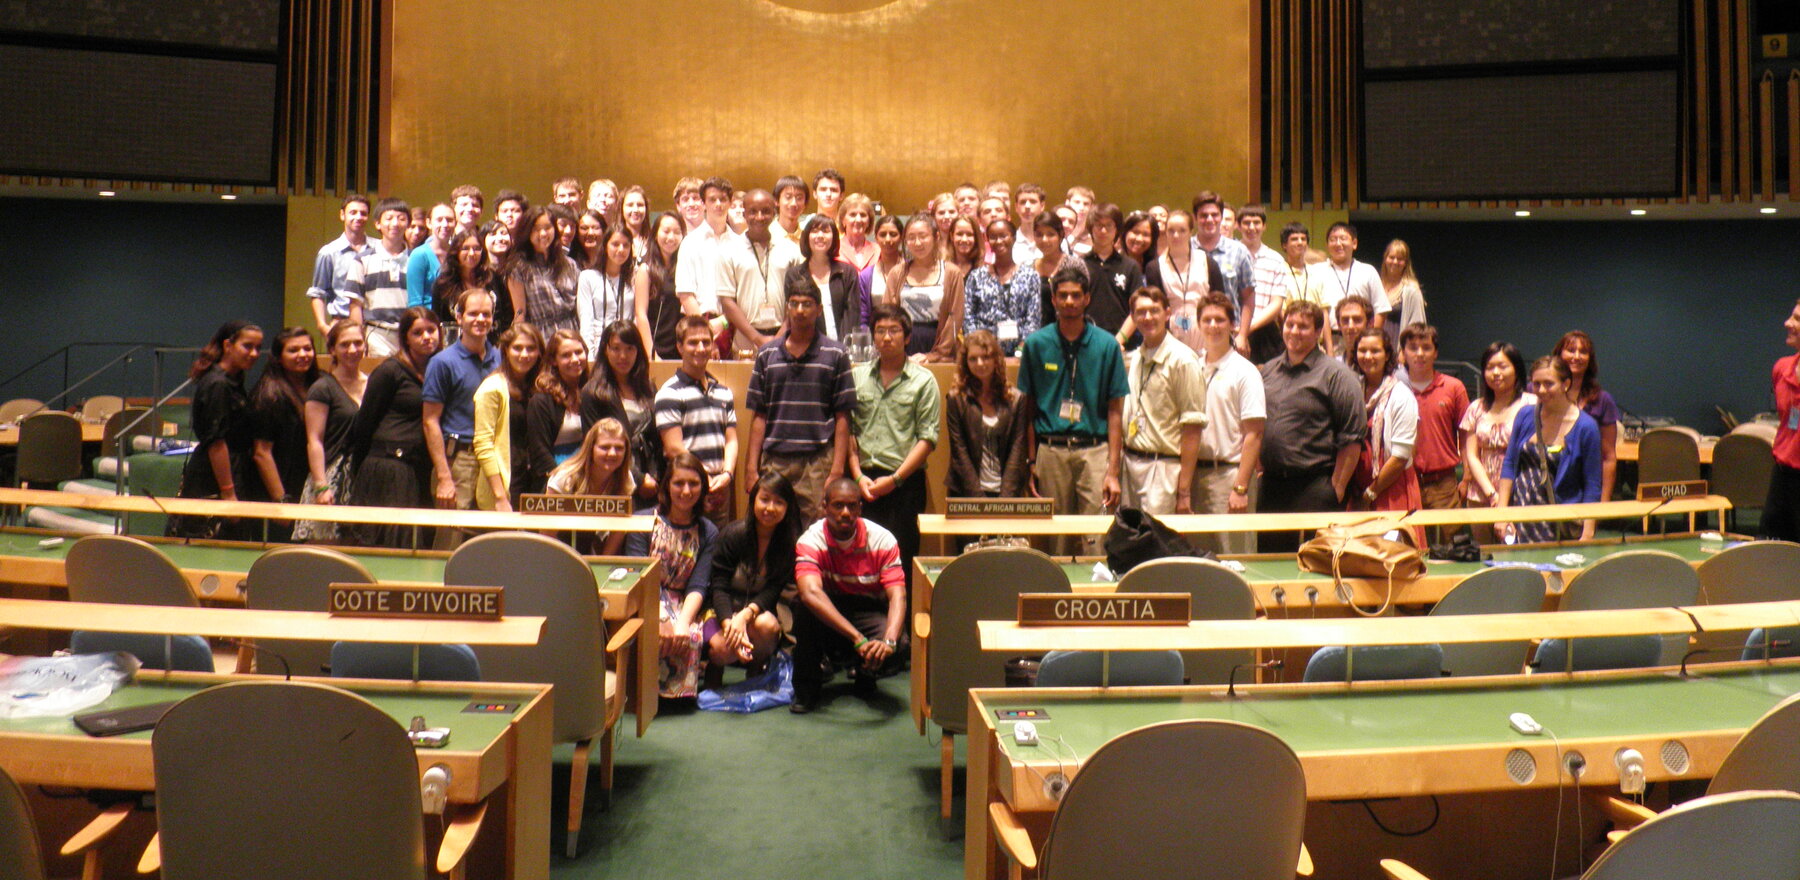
[{"x1": 163, "y1": 171, "x2": 1792, "y2": 711}]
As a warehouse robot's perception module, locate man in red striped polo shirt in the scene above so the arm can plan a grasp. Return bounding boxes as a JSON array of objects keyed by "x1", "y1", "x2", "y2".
[{"x1": 791, "y1": 477, "x2": 908, "y2": 713}]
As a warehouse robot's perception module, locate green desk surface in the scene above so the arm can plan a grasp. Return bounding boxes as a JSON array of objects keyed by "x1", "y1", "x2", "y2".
[
  {"x1": 981, "y1": 665, "x2": 1800, "y2": 764},
  {"x1": 0, "y1": 530, "x2": 647, "y2": 590},
  {"x1": 0, "y1": 677, "x2": 521, "y2": 748}
]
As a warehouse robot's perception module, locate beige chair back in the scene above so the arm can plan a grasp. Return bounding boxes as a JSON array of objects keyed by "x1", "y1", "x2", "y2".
[
  {"x1": 1041, "y1": 720, "x2": 1306, "y2": 880},
  {"x1": 1711, "y1": 433, "x2": 1774, "y2": 523},
  {"x1": 0, "y1": 765, "x2": 46, "y2": 880},
  {"x1": 16, "y1": 412, "x2": 82, "y2": 486},
  {"x1": 245, "y1": 546, "x2": 375, "y2": 676},
  {"x1": 1637, "y1": 427, "x2": 1702, "y2": 485},
  {"x1": 1693, "y1": 540, "x2": 1800, "y2": 653},
  {"x1": 66, "y1": 535, "x2": 197, "y2": 607},
  {"x1": 1708, "y1": 692, "x2": 1800, "y2": 796},
  {"x1": 1582, "y1": 790, "x2": 1800, "y2": 880},
  {"x1": 152, "y1": 681, "x2": 426, "y2": 880},
  {"x1": 445, "y1": 531, "x2": 605, "y2": 743},
  {"x1": 1730, "y1": 421, "x2": 1779, "y2": 443},
  {"x1": 101, "y1": 407, "x2": 162, "y2": 459},
  {"x1": 81, "y1": 395, "x2": 124, "y2": 422},
  {"x1": 1117, "y1": 557, "x2": 1257, "y2": 684},
  {"x1": 927, "y1": 547, "x2": 1069, "y2": 734},
  {"x1": 1558, "y1": 550, "x2": 1700, "y2": 664},
  {"x1": 0, "y1": 399, "x2": 42, "y2": 424},
  {"x1": 1430, "y1": 567, "x2": 1547, "y2": 676}
]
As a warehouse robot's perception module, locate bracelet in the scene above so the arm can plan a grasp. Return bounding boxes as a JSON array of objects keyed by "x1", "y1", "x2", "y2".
[
  {"x1": 854, "y1": 636, "x2": 869, "y2": 649},
  {"x1": 312, "y1": 484, "x2": 330, "y2": 498}
]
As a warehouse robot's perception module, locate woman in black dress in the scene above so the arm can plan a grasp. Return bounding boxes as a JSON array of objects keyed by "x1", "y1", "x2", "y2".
[
  {"x1": 632, "y1": 211, "x2": 684, "y2": 360},
  {"x1": 171, "y1": 320, "x2": 263, "y2": 539},
  {"x1": 293, "y1": 320, "x2": 366, "y2": 543},
  {"x1": 245, "y1": 327, "x2": 322, "y2": 541},
  {"x1": 344, "y1": 307, "x2": 441, "y2": 547}
]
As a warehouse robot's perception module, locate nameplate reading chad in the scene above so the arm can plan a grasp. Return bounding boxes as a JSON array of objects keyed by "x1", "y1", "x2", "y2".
[
  {"x1": 945, "y1": 497, "x2": 1054, "y2": 519},
  {"x1": 519, "y1": 493, "x2": 633, "y2": 516},
  {"x1": 1018, "y1": 593, "x2": 1190, "y2": 626},
  {"x1": 1636, "y1": 480, "x2": 1707, "y2": 502},
  {"x1": 328, "y1": 582, "x2": 504, "y2": 621}
]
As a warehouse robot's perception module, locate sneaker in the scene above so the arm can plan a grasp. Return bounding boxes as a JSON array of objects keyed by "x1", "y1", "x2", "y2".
[
  {"x1": 852, "y1": 670, "x2": 878, "y2": 698},
  {"x1": 789, "y1": 696, "x2": 817, "y2": 714}
]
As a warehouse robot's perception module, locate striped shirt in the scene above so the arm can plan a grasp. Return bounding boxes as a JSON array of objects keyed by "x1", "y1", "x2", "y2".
[
  {"x1": 795, "y1": 518, "x2": 904, "y2": 599},
  {"x1": 308, "y1": 233, "x2": 374, "y2": 318},
  {"x1": 339, "y1": 240, "x2": 411, "y2": 328},
  {"x1": 745, "y1": 332, "x2": 856, "y2": 455},
  {"x1": 653, "y1": 369, "x2": 737, "y2": 474}
]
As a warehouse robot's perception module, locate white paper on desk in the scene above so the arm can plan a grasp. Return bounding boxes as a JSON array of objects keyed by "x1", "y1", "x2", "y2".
[{"x1": 0, "y1": 652, "x2": 139, "y2": 719}]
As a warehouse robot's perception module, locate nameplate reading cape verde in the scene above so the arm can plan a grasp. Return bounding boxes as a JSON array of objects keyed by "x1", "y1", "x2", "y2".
[
  {"x1": 1636, "y1": 480, "x2": 1708, "y2": 502},
  {"x1": 1017, "y1": 593, "x2": 1190, "y2": 626},
  {"x1": 519, "y1": 493, "x2": 633, "y2": 516},
  {"x1": 328, "y1": 582, "x2": 504, "y2": 621},
  {"x1": 944, "y1": 497, "x2": 1054, "y2": 519}
]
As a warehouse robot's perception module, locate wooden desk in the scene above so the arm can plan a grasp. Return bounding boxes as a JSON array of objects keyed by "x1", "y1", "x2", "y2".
[
  {"x1": 0, "y1": 596, "x2": 547, "y2": 646},
  {"x1": 0, "y1": 421, "x2": 178, "y2": 446},
  {"x1": 1618, "y1": 436, "x2": 1717, "y2": 464},
  {"x1": 964, "y1": 661, "x2": 1800, "y2": 880},
  {"x1": 0, "y1": 672, "x2": 552, "y2": 880}
]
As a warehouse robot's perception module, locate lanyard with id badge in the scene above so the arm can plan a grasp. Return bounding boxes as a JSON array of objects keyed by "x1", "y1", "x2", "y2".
[{"x1": 1058, "y1": 336, "x2": 1084, "y2": 424}]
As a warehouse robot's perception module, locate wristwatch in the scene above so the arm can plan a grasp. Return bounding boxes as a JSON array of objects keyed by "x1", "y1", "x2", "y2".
[
  {"x1": 1232, "y1": 484, "x2": 1248, "y2": 495},
  {"x1": 1363, "y1": 487, "x2": 1378, "y2": 503},
  {"x1": 882, "y1": 639, "x2": 898, "y2": 649}
]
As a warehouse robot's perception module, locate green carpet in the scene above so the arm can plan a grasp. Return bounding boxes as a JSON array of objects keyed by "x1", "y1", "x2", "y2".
[{"x1": 551, "y1": 673, "x2": 966, "y2": 879}]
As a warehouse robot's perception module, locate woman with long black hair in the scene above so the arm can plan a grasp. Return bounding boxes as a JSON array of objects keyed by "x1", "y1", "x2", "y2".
[
  {"x1": 344, "y1": 307, "x2": 442, "y2": 547},
  {"x1": 245, "y1": 327, "x2": 322, "y2": 540},
  {"x1": 704, "y1": 470, "x2": 801, "y2": 677},
  {"x1": 170, "y1": 320, "x2": 263, "y2": 539},
  {"x1": 633, "y1": 211, "x2": 685, "y2": 360}
]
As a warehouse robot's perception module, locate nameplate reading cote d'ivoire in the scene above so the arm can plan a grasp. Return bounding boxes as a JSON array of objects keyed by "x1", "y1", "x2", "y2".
[
  {"x1": 1017, "y1": 593, "x2": 1191, "y2": 626},
  {"x1": 328, "y1": 582, "x2": 504, "y2": 621},
  {"x1": 519, "y1": 494, "x2": 633, "y2": 516},
  {"x1": 944, "y1": 497, "x2": 1054, "y2": 519},
  {"x1": 1636, "y1": 480, "x2": 1708, "y2": 503}
]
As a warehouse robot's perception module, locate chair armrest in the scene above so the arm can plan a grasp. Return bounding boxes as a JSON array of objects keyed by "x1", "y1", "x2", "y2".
[
  {"x1": 987, "y1": 801, "x2": 1038, "y2": 871},
  {"x1": 235, "y1": 642, "x2": 254, "y2": 674},
  {"x1": 137, "y1": 833, "x2": 160, "y2": 874},
  {"x1": 1591, "y1": 793, "x2": 1659, "y2": 829},
  {"x1": 1298, "y1": 842, "x2": 1314, "y2": 877},
  {"x1": 435, "y1": 800, "x2": 489, "y2": 874},
  {"x1": 913, "y1": 612, "x2": 931, "y2": 640},
  {"x1": 60, "y1": 802, "x2": 132, "y2": 856},
  {"x1": 605, "y1": 618, "x2": 643, "y2": 657},
  {"x1": 1380, "y1": 858, "x2": 1433, "y2": 880}
]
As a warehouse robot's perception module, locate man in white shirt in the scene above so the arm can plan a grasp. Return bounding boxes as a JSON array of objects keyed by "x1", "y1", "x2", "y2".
[
  {"x1": 1237, "y1": 204, "x2": 1293, "y2": 364},
  {"x1": 1012, "y1": 183, "x2": 1047, "y2": 265},
  {"x1": 306, "y1": 194, "x2": 373, "y2": 336},
  {"x1": 1306, "y1": 221, "x2": 1389, "y2": 334},
  {"x1": 674, "y1": 177, "x2": 742, "y2": 334},
  {"x1": 340, "y1": 197, "x2": 412, "y2": 356},
  {"x1": 718, "y1": 189, "x2": 800, "y2": 354},
  {"x1": 1192, "y1": 291, "x2": 1266, "y2": 555},
  {"x1": 1119, "y1": 287, "x2": 1206, "y2": 515},
  {"x1": 773, "y1": 175, "x2": 807, "y2": 246}
]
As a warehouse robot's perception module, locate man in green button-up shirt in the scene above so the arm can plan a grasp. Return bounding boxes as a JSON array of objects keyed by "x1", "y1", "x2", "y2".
[{"x1": 851, "y1": 304, "x2": 942, "y2": 591}]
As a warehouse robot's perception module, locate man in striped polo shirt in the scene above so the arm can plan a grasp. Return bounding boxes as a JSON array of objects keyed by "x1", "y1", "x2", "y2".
[
  {"x1": 655, "y1": 315, "x2": 739, "y2": 524},
  {"x1": 791, "y1": 477, "x2": 908, "y2": 713},
  {"x1": 745, "y1": 283, "x2": 856, "y2": 520}
]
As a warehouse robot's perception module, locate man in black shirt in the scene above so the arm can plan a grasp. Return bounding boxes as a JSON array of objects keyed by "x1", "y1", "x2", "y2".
[
  {"x1": 1257, "y1": 299, "x2": 1367, "y2": 552},
  {"x1": 1081, "y1": 203, "x2": 1143, "y2": 336}
]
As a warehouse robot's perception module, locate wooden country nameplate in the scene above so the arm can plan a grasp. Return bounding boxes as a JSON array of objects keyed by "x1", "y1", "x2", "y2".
[
  {"x1": 519, "y1": 493, "x2": 634, "y2": 516},
  {"x1": 328, "y1": 581, "x2": 504, "y2": 621},
  {"x1": 1637, "y1": 480, "x2": 1708, "y2": 502},
  {"x1": 945, "y1": 497, "x2": 1054, "y2": 519},
  {"x1": 1018, "y1": 593, "x2": 1191, "y2": 626}
]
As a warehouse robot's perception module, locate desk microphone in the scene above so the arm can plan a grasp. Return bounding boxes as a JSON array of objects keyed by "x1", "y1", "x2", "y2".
[
  {"x1": 1679, "y1": 641, "x2": 1789, "y2": 677},
  {"x1": 1227, "y1": 659, "x2": 1284, "y2": 697}
]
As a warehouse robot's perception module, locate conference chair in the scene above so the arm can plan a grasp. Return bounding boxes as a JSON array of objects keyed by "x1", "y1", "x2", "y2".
[
  {"x1": 65, "y1": 534, "x2": 212, "y2": 672},
  {"x1": 1302, "y1": 644, "x2": 1445, "y2": 683},
  {"x1": 15, "y1": 412, "x2": 82, "y2": 488},
  {"x1": 0, "y1": 764, "x2": 46, "y2": 880},
  {"x1": 242, "y1": 545, "x2": 375, "y2": 676},
  {"x1": 1690, "y1": 540, "x2": 1800, "y2": 657},
  {"x1": 99, "y1": 406, "x2": 162, "y2": 460},
  {"x1": 1116, "y1": 556, "x2": 1257, "y2": 684},
  {"x1": 80, "y1": 395, "x2": 124, "y2": 422},
  {"x1": 445, "y1": 531, "x2": 636, "y2": 857},
  {"x1": 331, "y1": 643, "x2": 482, "y2": 681},
  {"x1": 1636, "y1": 427, "x2": 1703, "y2": 530},
  {"x1": 989, "y1": 720, "x2": 1309, "y2": 880},
  {"x1": 1534, "y1": 549, "x2": 1701, "y2": 672},
  {"x1": 915, "y1": 546, "x2": 1070, "y2": 819},
  {"x1": 1430, "y1": 567, "x2": 1549, "y2": 676},
  {"x1": 1383, "y1": 790, "x2": 1800, "y2": 880},
  {"x1": 1710, "y1": 432, "x2": 1774, "y2": 532},
  {"x1": 1036, "y1": 649, "x2": 1186, "y2": 686},
  {"x1": 148, "y1": 680, "x2": 483, "y2": 880},
  {"x1": 0, "y1": 398, "x2": 42, "y2": 424}
]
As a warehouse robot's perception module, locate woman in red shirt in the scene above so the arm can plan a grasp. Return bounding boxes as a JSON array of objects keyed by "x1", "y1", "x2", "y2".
[{"x1": 1765, "y1": 300, "x2": 1800, "y2": 542}]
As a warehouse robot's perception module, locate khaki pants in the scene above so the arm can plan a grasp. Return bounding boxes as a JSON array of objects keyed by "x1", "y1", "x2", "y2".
[
  {"x1": 1418, "y1": 468, "x2": 1462, "y2": 545},
  {"x1": 1036, "y1": 441, "x2": 1109, "y2": 556},
  {"x1": 1120, "y1": 451, "x2": 1180, "y2": 515},
  {"x1": 1190, "y1": 462, "x2": 1257, "y2": 556},
  {"x1": 432, "y1": 444, "x2": 478, "y2": 551},
  {"x1": 762, "y1": 447, "x2": 834, "y2": 522}
]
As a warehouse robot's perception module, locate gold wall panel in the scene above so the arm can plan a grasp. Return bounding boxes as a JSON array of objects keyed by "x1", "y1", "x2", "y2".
[{"x1": 386, "y1": 0, "x2": 1254, "y2": 213}]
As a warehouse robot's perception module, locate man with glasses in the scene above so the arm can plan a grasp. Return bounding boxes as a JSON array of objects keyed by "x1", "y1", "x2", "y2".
[{"x1": 848, "y1": 304, "x2": 941, "y2": 592}]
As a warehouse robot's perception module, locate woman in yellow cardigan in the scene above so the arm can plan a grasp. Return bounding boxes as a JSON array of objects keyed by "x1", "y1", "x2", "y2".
[{"x1": 471, "y1": 323, "x2": 543, "y2": 511}]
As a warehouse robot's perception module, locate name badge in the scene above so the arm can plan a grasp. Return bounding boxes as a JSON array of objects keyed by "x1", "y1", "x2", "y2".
[
  {"x1": 1790, "y1": 409, "x2": 1799, "y2": 431},
  {"x1": 1059, "y1": 398, "x2": 1084, "y2": 422},
  {"x1": 997, "y1": 320, "x2": 1019, "y2": 343}
]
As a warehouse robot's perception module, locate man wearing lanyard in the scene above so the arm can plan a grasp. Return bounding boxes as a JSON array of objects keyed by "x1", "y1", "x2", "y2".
[
  {"x1": 718, "y1": 189, "x2": 800, "y2": 355},
  {"x1": 1017, "y1": 262, "x2": 1129, "y2": 555},
  {"x1": 1191, "y1": 190, "x2": 1257, "y2": 350},
  {"x1": 421, "y1": 289, "x2": 499, "y2": 549},
  {"x1": 1119, "y1": 287, "x2": 1206, "y2": 516},
  {"x1": 1194, "y1": 291, "x2": 1267, "y2": 554},
  {"x1": 1307, "y1": 222, "x2": 1389, "y2": 341}
]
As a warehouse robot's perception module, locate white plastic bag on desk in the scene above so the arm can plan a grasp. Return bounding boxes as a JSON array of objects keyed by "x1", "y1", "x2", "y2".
[{"x1": 0, "y1": 652, "x2": 140, "y2": 719}]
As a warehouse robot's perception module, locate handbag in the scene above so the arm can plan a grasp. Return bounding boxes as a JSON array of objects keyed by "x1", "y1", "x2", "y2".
[
  {"x1": 1297, "y1": 517, "x2": 1425, "y2": 617},
  {"x1": 1103, "y1": 508, "x2": 1211, "y2": 575}
]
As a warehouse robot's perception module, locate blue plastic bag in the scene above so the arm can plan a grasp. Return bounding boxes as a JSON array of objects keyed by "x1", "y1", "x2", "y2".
[{"x1": 696, "y1": 652, "x2": 793, "y2": 713}]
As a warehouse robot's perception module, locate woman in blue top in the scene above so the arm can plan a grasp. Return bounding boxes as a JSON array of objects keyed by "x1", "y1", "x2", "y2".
[
  {"x1": 1498, "y1": 356, "x2": 1603, "y2": 542},
  {"x1": 624, "y1": 452, "x2": 718, "y2": 699},
  {"x1": 1556, "y1": 330, "x2": 1621, "y2": 503}
]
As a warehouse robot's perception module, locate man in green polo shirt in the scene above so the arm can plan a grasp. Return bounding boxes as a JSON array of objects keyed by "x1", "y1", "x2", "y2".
[
  {"x1": 850, "y1": 304, "x2": 941, "y2": 590},
  {"x1": 1018, "y1": 262, "x2": 1129, "y2": 555}
]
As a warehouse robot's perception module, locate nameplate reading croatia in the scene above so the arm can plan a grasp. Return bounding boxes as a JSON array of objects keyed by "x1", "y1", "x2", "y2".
[
  {"x1": 945, "y1": 497, "x2": 1054, "y2": 519},
  {"x1": 328, "y1": 582, "x2": 504, "y2": 621},
  {"x1": 519, "y1": 493, "x2": 633, "y2": 516},
  {"x1": 1636, "y1": 480, "x2": 1708, "y2": 502},
  {"x1": 1017, "y1": 593, "x2": 1190, "y2": 626}
]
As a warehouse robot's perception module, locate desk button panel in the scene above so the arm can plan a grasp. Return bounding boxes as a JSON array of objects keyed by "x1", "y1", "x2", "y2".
[
  {"x1": 1505, "y1": 748, "x2": 1537, "y2": 785},
  {"x1": 1660, "y1": 740, "x2": 1691, "y2": 775}
]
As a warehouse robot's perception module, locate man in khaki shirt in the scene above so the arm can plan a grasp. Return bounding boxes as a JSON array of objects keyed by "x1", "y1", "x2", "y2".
[{"x1": 1119, "y1": 287, "x2": 1207, "y2": 515}]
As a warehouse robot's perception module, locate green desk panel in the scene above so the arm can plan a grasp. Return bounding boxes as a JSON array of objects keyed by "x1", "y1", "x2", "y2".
[{"x1": 983, "y1": 666, "x2": 1800, "y2": 764}]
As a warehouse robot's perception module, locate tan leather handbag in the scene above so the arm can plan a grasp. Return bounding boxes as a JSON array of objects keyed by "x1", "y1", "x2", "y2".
[{"x1": 1297, "y1": 518, "x2": 1425, "y2": 616}]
